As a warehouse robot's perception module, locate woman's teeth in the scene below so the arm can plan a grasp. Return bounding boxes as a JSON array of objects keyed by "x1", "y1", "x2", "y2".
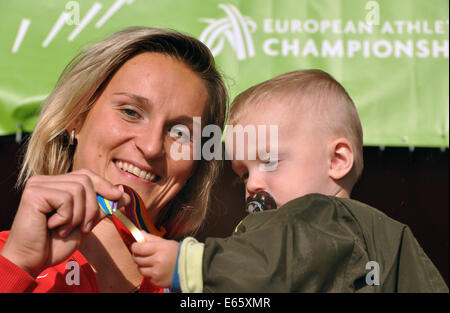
[{"x1": 115, "y1": 160, "x2": 158, "y2": 182}]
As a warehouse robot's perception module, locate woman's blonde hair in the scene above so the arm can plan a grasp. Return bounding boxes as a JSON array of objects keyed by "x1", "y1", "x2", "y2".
[{"x1": 18, "y1": 27, "x2": 228, "y2": 239}]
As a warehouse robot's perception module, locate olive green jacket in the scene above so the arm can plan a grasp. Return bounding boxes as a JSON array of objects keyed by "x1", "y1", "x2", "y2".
[{"x1": 178, "y1": 194, "x2": 448, "y2": 292}]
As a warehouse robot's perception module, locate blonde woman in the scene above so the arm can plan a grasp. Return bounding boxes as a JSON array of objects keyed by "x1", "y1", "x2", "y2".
[{"x1": 0, "y1": 27, "x2": 227, "y2": 293}]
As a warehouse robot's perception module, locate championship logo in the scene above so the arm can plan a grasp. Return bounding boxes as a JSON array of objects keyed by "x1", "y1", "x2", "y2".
[{"x1": 199, "y1": 3, "x2": 257, "y2": 60}]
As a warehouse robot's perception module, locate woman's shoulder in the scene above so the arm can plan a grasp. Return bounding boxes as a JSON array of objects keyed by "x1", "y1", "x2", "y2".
[{"x1": 0, "y1": 230, "x2": 10, "y2": 248}]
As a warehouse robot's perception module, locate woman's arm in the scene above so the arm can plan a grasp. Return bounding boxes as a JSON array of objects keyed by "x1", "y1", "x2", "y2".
[
  {"x1": 0, "y1": 232, "x2": 37, "y2": 292},
  {"x1": 0, "y1": 169, "x2": 128, "y2": 279}
]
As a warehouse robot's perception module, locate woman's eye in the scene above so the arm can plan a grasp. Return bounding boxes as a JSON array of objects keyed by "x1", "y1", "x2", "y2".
[
  {"x1": 121, "y1": 108, "x2": 141, "y2": 119},
  {"x1": 170, "y1": 125, "x2": 191, "y2": 143},
  {"x1": 241, "y1": 172, "x2": 249, "y2": 182}
]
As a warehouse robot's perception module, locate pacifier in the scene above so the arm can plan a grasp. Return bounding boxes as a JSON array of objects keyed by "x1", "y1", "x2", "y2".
[{"x1": 246, "y1": 191, "x2": 277, "y2": 213}]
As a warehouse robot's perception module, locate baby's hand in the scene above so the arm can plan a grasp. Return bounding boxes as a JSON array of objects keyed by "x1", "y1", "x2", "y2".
[{"x1": 131, "y1": 231, "x2": 180, "y2": 288}]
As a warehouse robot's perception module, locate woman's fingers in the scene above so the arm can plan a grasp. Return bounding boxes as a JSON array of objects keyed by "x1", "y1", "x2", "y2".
[
  {"x1": 3, "y1": 169, "x2": 131, "y2": 277},
  {"x1": 28, "y1": 178, "x2": 94, "y2": 236},
  {"x1": 28, "y1": 169, "x2": 129, "y2": 235},
  {"x1": 29, "y1": 169, "x2": 125, "y2": 201},
  {"x1": 37, "y1": 182, "x2": 82, "y2": 231},
  {"x1": 71, "y1": 169, "x2": 124, "y2": 201},
  {"x1": 22, "y1": 183, "x2": 74, "y2": 232},
  {"x1": 69, "y1": 170, "x2": 131, "y2": 229}
]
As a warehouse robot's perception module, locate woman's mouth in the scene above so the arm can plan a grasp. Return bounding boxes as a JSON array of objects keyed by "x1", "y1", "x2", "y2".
[{"x1": 114, "y1": 160, "x2": 160, "y2": 183}]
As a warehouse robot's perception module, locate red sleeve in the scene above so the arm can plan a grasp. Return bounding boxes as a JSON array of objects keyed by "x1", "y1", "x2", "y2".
[
  {"x1": 1, "y1": 231, "x2": 167, "y2": 293},
  {"x1": 0, "y1": 231, "x2": 38, "y2": 292}
]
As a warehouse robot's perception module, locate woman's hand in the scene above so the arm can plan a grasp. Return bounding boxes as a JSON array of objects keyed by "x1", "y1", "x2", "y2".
[
  {"x1": 0, "y1": 169, "x2": 128, "y2": 277},
  {"x1": 131, "y1": 231, "x2": 180, "y2": 288}
]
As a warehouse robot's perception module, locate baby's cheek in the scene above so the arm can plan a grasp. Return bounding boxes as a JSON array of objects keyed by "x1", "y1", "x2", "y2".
[{"x1": 265, "y1": 179, "x2": 284, "y2": 205}]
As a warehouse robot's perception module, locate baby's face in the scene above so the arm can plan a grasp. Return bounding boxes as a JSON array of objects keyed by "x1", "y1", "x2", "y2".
[{"x1": 227, "y1": 101, "x2": 333, "y2": 208}]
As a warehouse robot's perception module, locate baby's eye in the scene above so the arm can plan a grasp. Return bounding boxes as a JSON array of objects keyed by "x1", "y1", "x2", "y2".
[
  {"x1": 241, "y1": 172, "x2": 249, "y2": 182},
  {"x1": 259, "y1": 159, "x2": 278, "y2": 171}
]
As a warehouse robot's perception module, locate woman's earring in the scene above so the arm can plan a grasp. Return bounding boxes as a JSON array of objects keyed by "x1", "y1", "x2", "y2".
[{"x1": 69, "y1": 128, "x2": 76, "y2": 146}]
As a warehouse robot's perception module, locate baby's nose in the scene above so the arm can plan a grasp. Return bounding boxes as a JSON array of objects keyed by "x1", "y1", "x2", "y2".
[{"x1": 245, "y1": 174, "x2": 266, "y2": 198}]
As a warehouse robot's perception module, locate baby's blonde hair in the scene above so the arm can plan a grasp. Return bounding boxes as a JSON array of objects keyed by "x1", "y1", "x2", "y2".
[{"x1": 228, "y1": 69, "x2": 364, "y2": 190}]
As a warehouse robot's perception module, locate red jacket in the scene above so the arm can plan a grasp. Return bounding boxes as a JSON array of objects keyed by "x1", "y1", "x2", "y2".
[{"x1": 0, "y1": 231, "x2": 164, "y2": 293}]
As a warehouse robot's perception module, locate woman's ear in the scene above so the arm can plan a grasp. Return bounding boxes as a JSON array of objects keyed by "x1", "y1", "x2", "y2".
[
  {"x1": 327, "y1": 138, "x2": 354, "y2": 180},
  {"x1": 66, "y1": 116, "x2": 84, "y2": 142}
]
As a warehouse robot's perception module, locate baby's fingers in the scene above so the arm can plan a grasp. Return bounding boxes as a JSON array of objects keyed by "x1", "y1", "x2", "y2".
[
  {"x1": 131, "y1": 236, "x2": 156, "y2": 257},
  {"x1": 132, "y1": 254, "x2": 154, "y2": 268}
]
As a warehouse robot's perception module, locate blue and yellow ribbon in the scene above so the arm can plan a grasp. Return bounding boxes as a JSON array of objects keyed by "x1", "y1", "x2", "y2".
[{"x1": 96, "y1": 194, "x2": 118, "y2": 215}]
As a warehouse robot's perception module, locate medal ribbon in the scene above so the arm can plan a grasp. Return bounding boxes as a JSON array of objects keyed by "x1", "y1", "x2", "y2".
[
  {"x1": 121, "y1": 185, "x2": 167, "y2": 237},
  {"x1": 97, "y1": 185, "x2": 167, "y2": 245}
]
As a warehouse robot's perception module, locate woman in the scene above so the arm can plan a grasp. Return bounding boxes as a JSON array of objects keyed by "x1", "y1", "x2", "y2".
[{"x1": 0, "y1": 27, "x2": 227, "y2": 292}]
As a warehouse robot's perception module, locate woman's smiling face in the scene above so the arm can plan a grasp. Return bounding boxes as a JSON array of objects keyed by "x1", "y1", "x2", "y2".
[{"x1": 71, "y1": 52, "x2": 207, "y2": 221}]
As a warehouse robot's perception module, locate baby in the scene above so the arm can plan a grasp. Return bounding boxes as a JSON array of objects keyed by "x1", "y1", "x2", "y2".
[{"x1": 131, "y1": 70, "x2": 448, "y2": 292}]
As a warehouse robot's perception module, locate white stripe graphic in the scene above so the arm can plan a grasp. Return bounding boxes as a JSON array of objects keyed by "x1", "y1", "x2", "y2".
[
  {"x1": 68, "y1": 2, "x2": 102, "y2": 42},
  {"x1": 42, "y1": 11, "x2": 71, "y2": 47},
  {"x1": 200, "y1": 4, "x2": 256, "y2": 60},
  {"x1": 96, "y1": 0, "x2": 133, "y2": 28},
  {"x1": 199, "y1": 18, "x2": 230, "y2": 56},
  {"x1": 219, "y1": 4, "x2": 246, "y2": 60},
  {"x1": 230, "y1": 5, "x2": 255, "y2": 57},
  {"x1": 12, "y1": 19, "x2": 31, "y2": 53},
  {"x1": 204, "y1": 21, "x2": 230, "y2": 49},
  {"x1": 199, "y1": 18, "x2": 228, "y2": 43},
  {"x1": 36, "y1": 273, "x2": 48, "y2": 279}
]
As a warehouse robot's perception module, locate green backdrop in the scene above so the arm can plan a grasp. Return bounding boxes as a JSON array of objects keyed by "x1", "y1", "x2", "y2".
[{"x1": 0, "y1": 0, "x2": 448, "y2": 147}]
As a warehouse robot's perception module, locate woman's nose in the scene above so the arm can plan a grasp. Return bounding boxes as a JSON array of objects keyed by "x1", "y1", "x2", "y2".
[{"x1": 134, "y1": 127, "x2": 165, "y2": 160}]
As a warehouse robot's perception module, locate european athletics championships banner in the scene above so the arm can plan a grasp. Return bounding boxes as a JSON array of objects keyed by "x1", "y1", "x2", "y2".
[{"x1": 0, "y1": 0, "x2": 448, "y2": 148}]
